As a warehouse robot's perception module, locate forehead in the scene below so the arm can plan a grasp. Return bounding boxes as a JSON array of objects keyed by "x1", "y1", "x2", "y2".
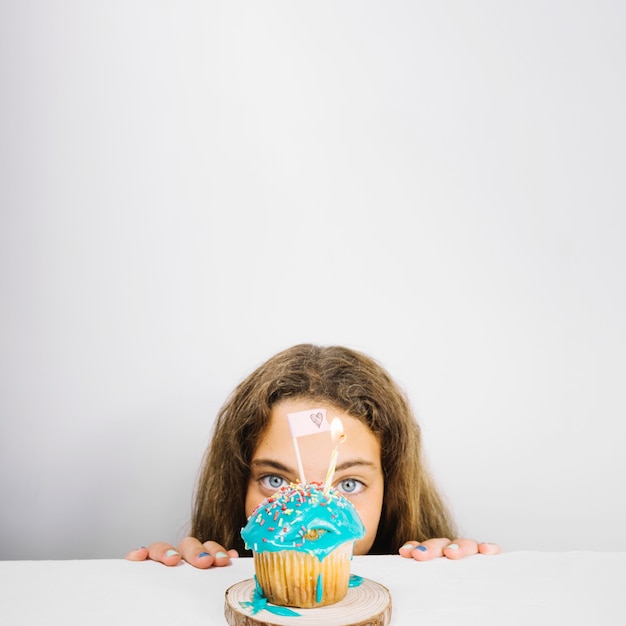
[{"x1": 253, "y1": 398, "x2": 381, "y2": 467}]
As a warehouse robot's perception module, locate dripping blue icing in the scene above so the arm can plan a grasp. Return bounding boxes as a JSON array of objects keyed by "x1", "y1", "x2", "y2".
[
  {"x1": 239, "y1": 575, "x2": 301, "y2": 617},
  {"x1": 240, "y1": 573, "x2": 363, "y2": 617}
]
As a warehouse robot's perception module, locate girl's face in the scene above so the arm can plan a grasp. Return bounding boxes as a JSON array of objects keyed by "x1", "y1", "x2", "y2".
[{"x1": 245, "y1": 398, "x2": 384, "y2": 555}]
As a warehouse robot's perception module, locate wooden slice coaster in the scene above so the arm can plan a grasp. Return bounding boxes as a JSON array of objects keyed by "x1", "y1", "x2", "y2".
[{"x1": 224, "y1": 577, "x2": 392, "y2": 626}]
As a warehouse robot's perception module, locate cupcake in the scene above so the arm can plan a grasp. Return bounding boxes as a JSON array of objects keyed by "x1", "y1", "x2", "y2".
[{"x1": 241, "y1": 482, "x2": 365, "y2": 608}]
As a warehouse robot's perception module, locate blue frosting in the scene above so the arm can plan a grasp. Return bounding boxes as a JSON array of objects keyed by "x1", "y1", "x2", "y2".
[
  {"x1": 239, "y1": 576, "x2": 302, "y2": 617},
  {"x1": 241, "y1": 482, "x2": 365, "y2": 560},
  {"x1": 349, "y1": 574, "x2": 363, "y2": 587}
]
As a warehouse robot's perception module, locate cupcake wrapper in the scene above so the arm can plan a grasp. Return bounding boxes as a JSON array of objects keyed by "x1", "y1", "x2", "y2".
[{"x1": 253, "y1": 541, "x2": 353, "y2": 608}]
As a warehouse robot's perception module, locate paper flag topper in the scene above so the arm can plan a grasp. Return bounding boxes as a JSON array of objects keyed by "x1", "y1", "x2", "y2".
[{"x1": 287, "y1": 408, "x2": 331, "y2": 439}]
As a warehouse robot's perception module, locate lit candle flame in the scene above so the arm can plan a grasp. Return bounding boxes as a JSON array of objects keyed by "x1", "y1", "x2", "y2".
[{"x1": 331, "y1": 417, "x2": 346, "y2": 444}]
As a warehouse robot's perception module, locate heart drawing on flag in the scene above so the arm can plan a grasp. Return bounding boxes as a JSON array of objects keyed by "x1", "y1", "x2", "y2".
[{"x1": 310, "y1": 412, "x2": 324, "y2": 428}]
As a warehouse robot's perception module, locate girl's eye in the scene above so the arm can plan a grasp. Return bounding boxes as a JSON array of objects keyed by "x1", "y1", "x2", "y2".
[
  {"x1": 337, "y1": 478, "x2": 364, "y2": 494},
  {"x1": 260, "y1": 475, "x2": 287, "y2": 490}
]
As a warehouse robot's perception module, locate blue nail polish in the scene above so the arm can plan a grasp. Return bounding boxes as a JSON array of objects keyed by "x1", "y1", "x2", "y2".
[
  {"x1": 199, "y1": 551, "x2": 211, "y2": 558},
  {"x1": 414, "y1": 545, "x2": 427, "y2": 552}
]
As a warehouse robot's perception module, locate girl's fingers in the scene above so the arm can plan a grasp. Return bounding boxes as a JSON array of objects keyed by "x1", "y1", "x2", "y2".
[
  {"x1": 177, "y1": 536, "x2": 217, "y2": 569},
  {"x1": 399, "y1": 538, "x2": 499, "y2": 560},
  {"x1": 125, "y1": 546, "x2": 149, "y2": 561},
  {"x1": 126, "y1": 538, "x2": 239, "y2": 568},
  {"x1": 398, "y1": 538, "x2": 452, "y2": 561},
  {"x1": 177, "y1": 537, "x2": 239, "y2": 568},
  {"x1": 413, "y1": 538, "x2": 453, "y2": 561},
  {"x1": 398, "y1": 541, "x2": 419, "y2": 558},
  {"x1": 147, "y1": 542, "x2": 183, "y2": 566},
  {"x1": 478, "y1": 541, "x2": 502, "y2": 555},
  {"x1": 199, "y1": 540, "x2": 238, "y2": 568},
  {"x1": 125, "y1": 544, "x2": 180, "y2": 565},
  {"x1": 441, "y1": 538, "x2": 479, "y2": 560}
]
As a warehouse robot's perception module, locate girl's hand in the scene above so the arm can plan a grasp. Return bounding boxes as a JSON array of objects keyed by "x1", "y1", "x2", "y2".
[
  {"x1": 398, "y1": 538, "x2": 501, "y2": 561},
  {"x1": 125, "y1": 537, "x2": 239, "y2": 568}
]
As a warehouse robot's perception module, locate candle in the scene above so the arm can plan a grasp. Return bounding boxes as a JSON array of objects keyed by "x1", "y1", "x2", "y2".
[{"x1": 323, "y1": 418, "x2": 346, "y2": 495}]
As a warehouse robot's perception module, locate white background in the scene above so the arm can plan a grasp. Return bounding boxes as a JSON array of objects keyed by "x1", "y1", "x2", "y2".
[{"x1": 1, "y1": 0, "x2": 624, "y2": 560}]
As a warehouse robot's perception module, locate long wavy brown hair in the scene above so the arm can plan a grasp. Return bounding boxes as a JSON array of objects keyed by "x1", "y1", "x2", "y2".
[{"x1": 191, "y1": 343, "x2": 456, "y2": 555}]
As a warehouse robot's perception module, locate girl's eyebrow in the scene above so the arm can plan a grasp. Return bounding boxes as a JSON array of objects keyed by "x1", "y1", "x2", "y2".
[
  {"x1": 334, "y1": 459, "x2": 379, "y2": 473},
  {"x1": 250, "y1": 459, "x2": 295, "y2": 474}
]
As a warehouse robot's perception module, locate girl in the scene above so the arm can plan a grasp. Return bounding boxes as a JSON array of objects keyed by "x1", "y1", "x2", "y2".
[{"x1": 127, "y1": 344, "x2": 500, "y2": 567}]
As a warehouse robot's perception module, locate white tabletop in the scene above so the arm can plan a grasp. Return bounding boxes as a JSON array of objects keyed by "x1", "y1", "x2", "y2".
[{"x1": 1, "y1": 552, "x2": 624, "y2": 625}]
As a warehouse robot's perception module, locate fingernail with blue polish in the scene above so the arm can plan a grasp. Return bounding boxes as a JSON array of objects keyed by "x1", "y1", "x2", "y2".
[
  {"x1": 414, "y1": 545, "x2": 428, "y2": 553},
  {"x1": 198, "y1": 551, "x2": 211, "y2": 558}
]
